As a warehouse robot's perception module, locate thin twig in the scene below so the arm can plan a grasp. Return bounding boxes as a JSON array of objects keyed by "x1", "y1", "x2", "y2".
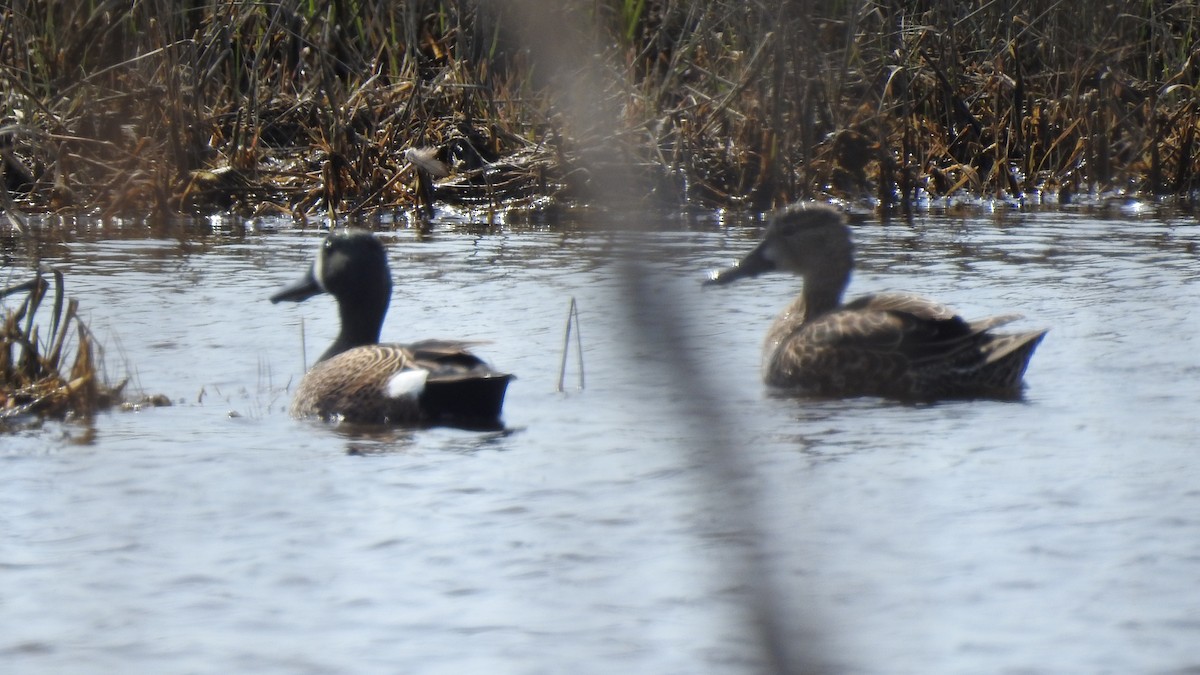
[{"x1": 556, "y1": 296, "x2": 584, "y2": 392}]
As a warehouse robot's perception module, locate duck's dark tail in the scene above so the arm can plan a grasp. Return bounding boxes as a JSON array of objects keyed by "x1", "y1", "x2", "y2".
[
  {"x1": 421, "y1": 373, "x2": 514, "y2": 430},
  {"x1": 977, "y1": 329, "x2": 1048, "y2": 392}
]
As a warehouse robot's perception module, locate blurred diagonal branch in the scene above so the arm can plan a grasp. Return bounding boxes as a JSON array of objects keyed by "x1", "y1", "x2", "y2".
[{"x1": 499, "y1": 1, "x2": 827, "y2": 671}]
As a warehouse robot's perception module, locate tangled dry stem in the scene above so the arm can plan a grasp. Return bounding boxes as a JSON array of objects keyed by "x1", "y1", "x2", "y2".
[{"x1": 1, "y1": 268, "x2": 125, "y2": 425}]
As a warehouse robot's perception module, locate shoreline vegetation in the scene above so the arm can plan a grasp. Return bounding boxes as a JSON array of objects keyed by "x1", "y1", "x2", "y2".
[{"x1": 1, "y1": 1, "x2": 1199, "y2": 223}]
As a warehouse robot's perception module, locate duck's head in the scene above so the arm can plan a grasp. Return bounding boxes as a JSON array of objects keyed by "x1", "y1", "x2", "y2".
[
  {"x1": 706, "y1": 204, "x2": 852, "y2": 285},
  {"x1": 271, "y1": 231, "x2": 394, "y2": 360},
  {"x1": 271, "y1": 229, "x2": 393, "y2": 307}
]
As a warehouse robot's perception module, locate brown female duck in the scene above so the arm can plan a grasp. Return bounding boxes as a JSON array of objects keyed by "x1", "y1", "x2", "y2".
[
  {"x1": 271, "y1": 230, "x2": 511, "y2": 427},
  {"x1": 707, "y1": 204, "x2": 1046, "y2": 400}
]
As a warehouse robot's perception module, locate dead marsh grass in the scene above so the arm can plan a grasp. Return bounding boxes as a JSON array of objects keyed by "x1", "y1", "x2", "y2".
[{"x1": 0, "y1": 1, "x2": 1197, "y2": 219}]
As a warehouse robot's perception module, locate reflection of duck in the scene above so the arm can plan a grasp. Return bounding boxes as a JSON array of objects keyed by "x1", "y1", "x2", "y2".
[
  {"x1": 707, "y1": 204, "x2": 1047, "y2": 400},
  {"x1": 271, "y1": 230, "x2": 511, "y2": 427}
]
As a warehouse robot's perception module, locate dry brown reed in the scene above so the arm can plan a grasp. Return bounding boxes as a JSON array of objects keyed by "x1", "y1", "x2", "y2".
[
  {"x1": 2, "y1": 1, "x2": 1199, "y2": 217},
  {"x1": 1, "y1": 266, "x2": 124, "y2": 424}
]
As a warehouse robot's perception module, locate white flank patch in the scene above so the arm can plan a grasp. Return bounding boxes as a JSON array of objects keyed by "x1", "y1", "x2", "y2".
[{"x1": 385, "y1": 369, "x2": 429, "y2": 399}]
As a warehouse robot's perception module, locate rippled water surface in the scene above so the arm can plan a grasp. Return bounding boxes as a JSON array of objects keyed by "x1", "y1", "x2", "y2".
[{"x1": 3, "y1": 208, "x2": 1198, "y2": 674}]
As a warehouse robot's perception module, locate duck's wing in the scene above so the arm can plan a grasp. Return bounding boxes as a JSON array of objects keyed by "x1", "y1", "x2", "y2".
[
  {"x1": 843, "y1": 291, "x2": 957, "y2": 320},
  {"x1": 402, "y1": 340, "x2": 512, "y2": 426},
  {"x1": 404, "y1": 339, "x2": 508, "y2": 380},
  {"x1": 848, "y1": 291, "x2": 1025, "y2": 331},
  {"x1": 810, "y1": 294, "x2": 991, "y2": 363}
]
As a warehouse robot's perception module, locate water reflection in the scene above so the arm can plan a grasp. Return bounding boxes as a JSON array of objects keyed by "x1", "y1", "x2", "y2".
[{"x1": 334, "y1": 423, "x2": 519, "y2": 456}]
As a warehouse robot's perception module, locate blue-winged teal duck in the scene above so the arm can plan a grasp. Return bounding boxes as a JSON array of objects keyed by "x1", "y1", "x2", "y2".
[
  {"x1": 271, "y1": 230, "x2": 511, "y2": 427},
  {"x1": 707, "y1": 204, "x2": 1046, "y2": 400}
]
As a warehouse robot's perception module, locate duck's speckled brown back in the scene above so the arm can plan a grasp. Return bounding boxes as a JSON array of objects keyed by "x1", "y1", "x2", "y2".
[
  {"x1": 764, "y1": 293, "x2": 1047, "y2": 399},
  {"x1": 291, "y1": 345, "x2": 423, "y2": 423},
  {"x1": 290, "y1": 342, "x2": 511, "y2": 425}
]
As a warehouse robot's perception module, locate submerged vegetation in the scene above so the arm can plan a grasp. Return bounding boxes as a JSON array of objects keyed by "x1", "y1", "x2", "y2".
[{"x1": 1, "y1": 1, "x2": 1199, "y2": 218}]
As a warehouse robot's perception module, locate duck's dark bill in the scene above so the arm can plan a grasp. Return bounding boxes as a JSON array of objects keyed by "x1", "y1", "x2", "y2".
[
  {"x1": 270, "y1": 268, "x2": 323, "y2": 304},
  {"x1": 705, "y1": 244, "x2": 776, "y2": 285}
]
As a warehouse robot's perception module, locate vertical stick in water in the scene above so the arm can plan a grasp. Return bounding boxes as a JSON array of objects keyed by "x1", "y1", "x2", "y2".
[{"x1": 557, "y1": 296, "x2": 584, "y2": 392}]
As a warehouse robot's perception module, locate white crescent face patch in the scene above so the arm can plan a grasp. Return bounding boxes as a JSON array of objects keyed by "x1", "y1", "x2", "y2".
[
  {"x1": 384, "y1": 369, "x2": 429, "y2": 399},
  {"x1": 314, "y1": 242, "x2": 328, "y2": 291}
]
